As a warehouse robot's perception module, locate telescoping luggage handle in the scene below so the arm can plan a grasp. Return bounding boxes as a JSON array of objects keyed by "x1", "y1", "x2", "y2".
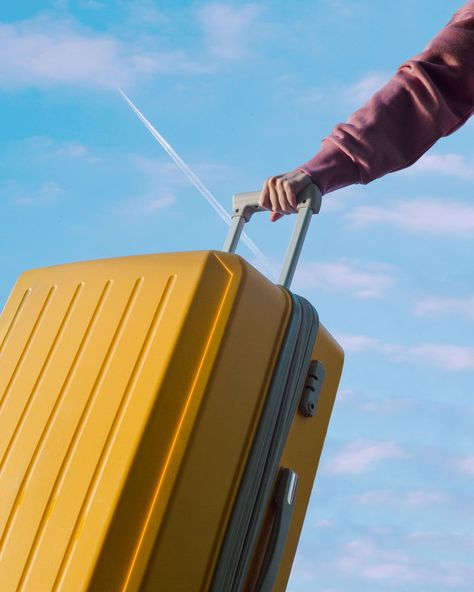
[{"x1": 222, "y1": 184, "x2": 322, "y2": 289}]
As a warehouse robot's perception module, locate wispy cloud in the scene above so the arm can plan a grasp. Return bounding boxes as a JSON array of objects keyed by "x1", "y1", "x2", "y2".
[
  {"x1": 321, "y1": 186, "x2": 364, "y2": 212},
  {"x1": 338, "y1": 333, "x2": 474, "y2": 371},
  {"x1": 294, "y1": 259, "x2": 395, "y2": 299},
  {"x1": 115, "y1": 193, "x2": 176, "y2": 218},
  {"x1": 197, "y1": 2, "x2": 261, "y2": 61},
  {"x1": 339, "y1": 391, "x2": 415, "y2": 415},
  {"x1": 79, "y1": 0, "x2": 105, "y2": 9},
  {"x1": 338, "y1": 537, "x2": 416, "y2": 580},
  {"x1": 347, "y1": 198, "x2": 474, "y2": 236},
  {"x1": 413, "y1": 295, "x2": 474, "y2": 320},
  {"x1": 346, "y1": 71, "x2": 389, "y2": 104},
  {"x1": 117, "y1": 0, "x2": 167, "y2": 26},
  {"x1": 337, "y1": 334, "x2": 382, "y2": 352},
  {"x1": 407, "y1": 530, "x2": 474, "y2": 548},
  {"x1": 338, "y1": 536, "x2": 473, "y2": 585},
  {"x1": 406, "y1": 153, "x2": 474, "y2": 179},
  {"x1": 328, "y1": 440, "x2": 407, "y2": 475},
  {"x1": 0, "y1": 5, "x2": 271, "y2": 91},
  {"x1": 323, "y1": 0, "x2": 359, "y2": 17},
  {"x1": 17, "y1": 136, "x2": 100, "y2": 163},
  {"x1": 137, "y1": 195, "x2": 176, "y2": 212},
  {"x1": 132, "y1": 155, "x2": 236, "y2": 187},
  {"x1": 353, "y1": 488, "x2": 447, "y2": 508},
  {"x1": 4, "y1": 180, "x2": 64, "y2": 207},
  {"x1": 115, "y1": 155, "x2": 237, "y2": 220},
  {"x1": 456, "y1": 455, "x2": 474, "y2": 476},
  {"x1": 0, "y1": 15, "x2": 199, "y2": 90},
  {"x1": 296, "y1": 87, "x2": 324, "y2": 106},
  {"x1": 411, "y1": 343, "x2": 474, "y2": 371}
]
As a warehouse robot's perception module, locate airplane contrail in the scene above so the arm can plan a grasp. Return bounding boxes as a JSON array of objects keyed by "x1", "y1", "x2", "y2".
[{"x1": 118, "y1": 89, "x2": 273, "y2": 277}]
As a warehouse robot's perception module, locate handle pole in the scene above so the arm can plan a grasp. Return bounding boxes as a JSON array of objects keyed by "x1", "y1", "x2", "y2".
[
  {"x1": 278, "y1": 204, "x2": 313, "y2": 288},
  {"x1": 222, "y1": 216, "x2": 246, "y2": 253},
  {"x1": 222, "y1": 184, "x2": 322, "y2": 289}
]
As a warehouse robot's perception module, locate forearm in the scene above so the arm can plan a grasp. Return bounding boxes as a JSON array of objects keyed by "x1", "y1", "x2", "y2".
[{"x1": 300, "y1": 1, "x2": 474, "y2": 195}]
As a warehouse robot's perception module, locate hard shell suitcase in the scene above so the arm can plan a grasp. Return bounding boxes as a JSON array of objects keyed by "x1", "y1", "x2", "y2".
[{"x1": 0, "y1": 185, "x2": 343, "y2": 591}]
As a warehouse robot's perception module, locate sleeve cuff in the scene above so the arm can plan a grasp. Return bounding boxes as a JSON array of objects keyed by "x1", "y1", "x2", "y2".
[{"x1": 297, "y1": 139, "x2": 361, "y2": 195}]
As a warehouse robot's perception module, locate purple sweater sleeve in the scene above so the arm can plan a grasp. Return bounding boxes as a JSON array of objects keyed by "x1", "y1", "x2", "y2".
[{"x1": 299, "y1": 1, "x2": 474, "y2": 195}]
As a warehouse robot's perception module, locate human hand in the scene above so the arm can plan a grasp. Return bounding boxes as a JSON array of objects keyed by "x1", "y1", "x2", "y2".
[{"x1": 258, "y1": 169, "x2": 314, "y2": 222}]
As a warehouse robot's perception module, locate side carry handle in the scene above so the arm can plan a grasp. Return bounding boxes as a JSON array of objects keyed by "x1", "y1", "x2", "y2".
[
  {"x1": 255, "y1": 468, "x2": 298, "y2": 592},
  {"x1": 222, "y1": 184, "x2": 322, "y2": 289}
]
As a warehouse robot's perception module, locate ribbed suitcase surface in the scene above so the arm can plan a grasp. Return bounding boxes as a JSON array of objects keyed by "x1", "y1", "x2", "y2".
[{"x1": 0, "y1": 251, "x2": 294, "y2": 591}]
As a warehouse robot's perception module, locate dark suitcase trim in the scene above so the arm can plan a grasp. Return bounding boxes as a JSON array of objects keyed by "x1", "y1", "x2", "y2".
[{"x1": 211, "y1": 292, "x2": 318, "y2": 592}]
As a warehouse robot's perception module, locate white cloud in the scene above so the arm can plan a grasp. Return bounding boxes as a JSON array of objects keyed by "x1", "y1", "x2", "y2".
[
  {"x1": 79, "y1": 0, "x2": 105, "y2": 9},
  {"x1": 197, "y1": 3, "x2": 261, "y2": 61},
  {"x1": 110, "y1": 155, "x2": 236, "y2": 222},
  {"x1": 328, "y1": 440, "x2": 407, "y2": 475},
  {"x1": 414, "y1": 295, "x2": 474, "y2": 320},
  {"x1": 6, "y1": 180, "x2": 64, "y2": 207},
  {"x1": 314, "y1": 518, "x2": 335, "y2": 529},
  {"x1": 116, "y1": 194, "x2": 176, "y2": 217},
  {"x1": 412, "y1": 343, "x2": 474, "y2": 371},
  {"x1": 337, "y1": 334, "x2": 381, "y2": 352},
  {"x1": 0, "y1": 7, "x2": 264, "y2": 91},
  {"x1": 354, "y1": 488, "x2": 447, "y2": 508},
  {"x1": 139, "y1": 195, "x2": 175, "y2": 212},
  {"x1": 294, "y1": 259, "x2": 395, "y2": 299},
  {"x1": 456, "y1": 456, "x2": 474, "y2": 476},
  {"x1": 0, "y1": 16, "x2": 199, "y2": 90},
  {"x1": 347, "y1": 198, "x2": 474, "y2": 236},
  {"x1": 346, "y1": 71, "x2": 389, "y2": 104},
  {"x1": 338, "y1": 333, "x2": 474, "y2": 371},
  {"x1": 408, "y1": 530, "x2": 474, "y2": 546},
  {"x1": 322, "y1": 186, "x2": 364, "y2": 213},
  {"x1": 54, "y1": 141, "x2": 88, "y2": 158},
  {"x1": 20, "y1": 136, "x2": 99, "y2": 163},
  {"x1": 338, "y1": 537, "x2": 413, "y2": 580},
  {"x1": 338, "y1": 536, "x2": 472, "y2": 585},
  {"x1": 347, "y1": 394, "x2": 415, "y2": 415},
  {"x1": 132, "y1": 155, "x2": 236, "y2": 186},
  {"x1": 323, "y1": 0, "x2": 357, "y2": 17},
  {"x1": 297, "y1": 87, "x2": 324, "y2": 105},
  {"x1": 406, "y1": 153, "x2": 474, "y2": 179},
  {"x1": 118, "y1": 0, "x2": 166, "y2": 26}
]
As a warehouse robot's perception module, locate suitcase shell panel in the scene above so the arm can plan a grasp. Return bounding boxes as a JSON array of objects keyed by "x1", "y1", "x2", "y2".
[
  {"x1": 0, "y1": 251, "x2": 291, "y2": 591},
  {"x1": 244, "y1": 325, "x2": 344, "y2": 591}
]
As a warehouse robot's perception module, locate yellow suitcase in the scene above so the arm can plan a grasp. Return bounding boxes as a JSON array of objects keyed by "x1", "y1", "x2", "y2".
[{"x1": 0, "y1": 185, "x2": 343, "y2": 591}]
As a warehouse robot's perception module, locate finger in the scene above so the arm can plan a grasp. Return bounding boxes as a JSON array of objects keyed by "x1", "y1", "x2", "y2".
[
  {"x1": 282, "y1": 178, "x2": 298, "y2": 211},
  {"x1": 277, "y1": 178, "x2": 296, "y2": 214},
  {"x1": 268, "y1": 179, "x2": 283, "y2": 214},
  {"x1": 270, "y1": 212, "x2": 284, "y2": 222},
  {"x1": 259, "y1": 179, "x2": 271, "y2": 209},
  {"x1": 275, "y1": 178, "x2": 291, "y2": 213}
]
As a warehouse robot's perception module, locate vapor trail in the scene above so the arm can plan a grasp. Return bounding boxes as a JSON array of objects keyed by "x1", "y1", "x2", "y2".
[{"x1": 118, "y1": 89, "x2": 272, "y2": 276}]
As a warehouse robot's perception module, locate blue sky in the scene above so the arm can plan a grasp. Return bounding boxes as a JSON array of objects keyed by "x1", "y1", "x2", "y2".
[{"x1": 1, "y1": 1, "x2": 473, "y2": 590}]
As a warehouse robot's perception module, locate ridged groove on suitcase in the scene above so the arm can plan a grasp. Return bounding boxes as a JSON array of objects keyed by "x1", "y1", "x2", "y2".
[
  {"x1": 1, "y1": 252, "x2": 252, "y2": 591},
  {"x1": 211, "y1": 294, "x2": 318, "y2": 592},
  {"x1": 0, "y1": 268, "x2": 179, "y2": 590}
]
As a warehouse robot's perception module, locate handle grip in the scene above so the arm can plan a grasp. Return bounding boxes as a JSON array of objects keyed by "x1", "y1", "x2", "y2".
[
  {"x1": 222, "y1": 184, "x2": 322, "y2": 288},
  {"x1": 255, "y1": 468, "x2": 298, "y2": 592}
]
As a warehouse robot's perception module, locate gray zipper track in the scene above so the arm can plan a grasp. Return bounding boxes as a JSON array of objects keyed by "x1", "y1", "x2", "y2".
[{"x1": 210, "y1": 292, "x2": 318, "y2": 592}]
